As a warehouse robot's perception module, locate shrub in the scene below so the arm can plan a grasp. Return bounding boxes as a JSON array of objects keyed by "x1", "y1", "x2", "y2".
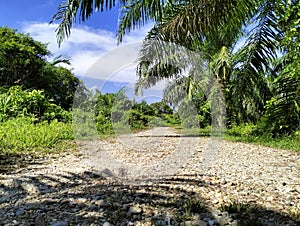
[
  {"x1": 226, "y1": 124, "x2": 256, "y2": 137},
  {"x1": 0, "y1": 86, "x2": 71, "y2": 122}
]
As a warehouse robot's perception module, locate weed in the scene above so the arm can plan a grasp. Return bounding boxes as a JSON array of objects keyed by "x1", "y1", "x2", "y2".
[
  {"x1": 183, "y1": 198, "x2": 205, "y2": 214},
  {"x1": 175, "y1": 198, "x2": 205, "y2": 222},
  {"x1": 289, "y1": 207, "x2": 300, "y2": 222},
  {"x1": 219, "y1": 200, "x2": 249, "y2": 215},
  {"x1": 225, "y1": 125, "x2": 300, "y2": 152}
]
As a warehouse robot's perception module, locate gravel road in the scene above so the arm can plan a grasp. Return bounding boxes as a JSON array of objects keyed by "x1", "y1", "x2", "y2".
[{"x1": 0, "y1": 127, "x2": 299, "y2": 225}]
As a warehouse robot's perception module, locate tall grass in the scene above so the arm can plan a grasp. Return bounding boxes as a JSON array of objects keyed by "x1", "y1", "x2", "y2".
[
  {"x1": 225, "y1": 124, "x2": 300, "y2": 152},
  {"x1": 0, "y1": 117, "x2": 73, "y2": 156}
]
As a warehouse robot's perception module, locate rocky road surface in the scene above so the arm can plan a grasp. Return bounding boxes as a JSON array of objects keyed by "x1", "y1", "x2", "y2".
[{"x1": 0, "y1": 127, "x2": 299, "y2": 226}]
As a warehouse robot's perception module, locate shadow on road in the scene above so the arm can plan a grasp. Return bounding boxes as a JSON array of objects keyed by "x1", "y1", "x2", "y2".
[{"x1": 0, "y1": 167, "x2": 299, "y2": 225}]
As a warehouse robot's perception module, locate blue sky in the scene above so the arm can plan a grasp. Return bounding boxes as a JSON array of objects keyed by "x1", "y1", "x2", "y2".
[
  {"x1": 0, "y1": 0, "x2": 164, "y2": 98},
  {"x1": 0, "y1": 0, "x2": 120, "y2": 32}
]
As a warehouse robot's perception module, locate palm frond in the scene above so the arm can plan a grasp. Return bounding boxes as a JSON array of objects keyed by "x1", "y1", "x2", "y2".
[
  {"x1": 135, "y1": 35, "x2": 193, "y2": 94},
  {"x1": 50, "y1": 54, "x2": 71, "y2": 65},
  {"x1": 117, "y1": 0, "x2": 168, "y2": 42},
  {"x1": 263, "y1": 65, "x2": 300, "y2": 135},
  {"x1": 227, "y1": 0, "x2": 281, "y2": 123},
  {"x1": 158, "y1": 0, "x2": 257, "y2": 47},
  {"x1": 51, "y1": 0, "x2": 122, "y2": 46},
  {"x1": 234, "y1": 0, "x2": 281, "y2": 77},
  {"x1": 50, "y1": 0, "x2": 80, "y2": 46}
]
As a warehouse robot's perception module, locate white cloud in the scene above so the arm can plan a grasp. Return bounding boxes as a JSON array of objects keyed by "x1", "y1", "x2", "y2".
[
  {"x1": 21, "y1": 22, "x2": 153, "y2": 79},
  {"x1": 84, "y1": 41, "x2": 143, "y2": 81},
  {"x1": 21, "y1": 21, "x2": 167, "y2": 100}
]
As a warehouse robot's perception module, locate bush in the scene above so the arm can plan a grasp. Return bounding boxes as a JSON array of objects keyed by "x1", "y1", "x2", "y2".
[
  {"x1": 226, "y1": 124, "x2": 256, "y2": 137},
  {"x1": 0, "y1": 86, "x2": 71, "y2": 122},
  {"x1": 129, "y1": 109, "x2": 150, "y2": 129}
]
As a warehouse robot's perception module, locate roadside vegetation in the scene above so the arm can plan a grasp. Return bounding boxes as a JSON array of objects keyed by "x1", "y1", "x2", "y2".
[
  {"x1": 2, "y1": 0, "x2": 300, "y2": 157},
  {"x1": 0, "y1": 22, "x2": 299, "y2": 159},
  {"x1": 52, "y1": 0, "x2": 299, "y2": 151},
  {"x1": 0, "y1": 27, "x2": 180, "y2": 156}
]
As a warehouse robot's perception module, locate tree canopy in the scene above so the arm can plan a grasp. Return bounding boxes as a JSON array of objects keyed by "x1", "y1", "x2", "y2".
[{"x1": 0, "y1": 27, "x2": 81, "y2": 109}]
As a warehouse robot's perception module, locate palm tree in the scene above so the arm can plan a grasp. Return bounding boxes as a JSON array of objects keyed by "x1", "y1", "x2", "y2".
[
  {"x1": 50, "y1": 0, "x2": 267, "y2": 118},
  {"x1": 52, "y1": 0, "x2": 300, "y2": 134}
]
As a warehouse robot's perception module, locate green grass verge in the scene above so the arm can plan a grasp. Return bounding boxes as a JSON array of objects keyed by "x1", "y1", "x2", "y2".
[
  {"x1": 225, "y1": 124, "x2": 300, "y2": 152},
  {"x1": 0, "y1": 117, "x2": 74, "y2": 157},
  {"x1": 175, "y1": 125, "x2": 300, "y2": 152},
  {"x1": 225, "y1": 133, "x2": 300, "y2": 152}
]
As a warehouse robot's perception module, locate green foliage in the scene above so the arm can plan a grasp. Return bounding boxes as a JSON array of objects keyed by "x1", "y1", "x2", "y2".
[
  {"x1": 219, "y1": 200, "x2": 249, "y2": 214},
  {"x1": 0, "y1": 86, "x2": 71, "y2": 122},
  {"x1": 73, "y1": 108, "x2": 99, "y2": 140},
  {"x1": 0, "y1": 27, "x2": 81, "y2": 109},
  {"x1": 40, "y1": 65, "x2": 83, "y2": 109},
  {"x1": 177, "y1": 99, "x2": 200, "y2": 129},
  {"x1": 226, "y1": 124, "x2": 256, "y2": 137},
  {"x1": 149, "y1": 101, "x2": 173, "y2": 116},
  {"x1": 163, "y1": 113, "x2": 180, "y2": 126},
  {"x1": 226, "y1": 125, "x2": 300, "y2": 152},
  {"x1": 256, "y1": 1, "x2": 300, "y2": 137},
  {"x1": 0, "y1": 117, "x2": 73, "y2": 155},
  {"x1": 95, "y1": 92, "x2": 116, "y2": 135},
  {"x1": 289, "y1": 207, "x2": 300, "y2": 222},
  {"x1": 128, "y1": 109, "x2": 150, "y2": 129},
  {"x1": 0, "y1": 27, "x2": 49, "y2": 88},
  {"x1": 73, "y1": 89, "x2": 178, "y2": 137},
  {"x1": 183, "y1": 198, "x2": 205, "y2": 215},
  {"x1": 175, "y1": 198, "x2": 205, "y2": 222},
  {"x1": 52, "y1": 0, "x2": 300, "y2": 138}
]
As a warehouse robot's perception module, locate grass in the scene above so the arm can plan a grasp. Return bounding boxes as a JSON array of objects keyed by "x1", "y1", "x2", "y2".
[
  {"x1": 175, "y1": 126, "x2": 212, "y2": 137},
  {"x1": 289, "y1": 207, "x2": 300, "y2": 222},
  {"x1": 219, "y1": 199, "x2": 249, "y2": 214},
  {"x1": 225, "y1": 124, "x2": 300, "y2": 152},
  {"x1": 1, "y1": 116, "x2": 298, "y2": 160},
  {"x1": 175, "y1": 125, "x2": 300, "y2": 152},
  {"x1": 0, "y1": 117, "x2": 74, "y2": 157},
  {"x1": 175, "y1": 198, "x2": 206, "y2": 222},
  {"x1": 219, "y1": 200, "x2": 269, "y2": 225},
  {"x1": 225, "y1": 133, "x2": 300, "y2": 152}
]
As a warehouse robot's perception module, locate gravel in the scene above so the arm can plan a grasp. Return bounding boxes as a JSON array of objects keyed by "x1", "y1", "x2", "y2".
[{"x1": 0, "y1": 127, "x2": 299, "y2": 225}]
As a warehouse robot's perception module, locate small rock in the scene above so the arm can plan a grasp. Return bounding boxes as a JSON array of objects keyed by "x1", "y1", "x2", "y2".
[
  {"x1": 77, "y1": 198, "x2": 88, "y2": 203},
  {"x1": 208, "y1": 220, "x2": 215, "y2": 226},
  {"x1": 103, "y1": 222, "x2": 112, "y2": 226},
  {"x1": 35, "y1": 214, "x2": 48, "y2": 225},
  {"x1": 94, "y1": 199, "x2": 107, "y2": 207},
  {"x1": 128, "y1": 205, "x2": 142, "y2": 215},
  {"x1": 41, "y1": 198, "x2": 57, "y2": 205},
  {"x1": 156, "y1": 220, "x2": 167, "y2": 225},
  {"x1": 50, "y1": 221, "x2": 68, "y2": 226},
  {"x1": 15, "y1": 208, "x2": 25, "y2": 216},
  {"x1": 184, "y1": 220, "x2": 207, "y2": 226},
  {"x1": 22, "y1": 183, "x2": 40, "y2": 195},
  {"x1": 231, "y1": 220, "x2": 238, "y2": 226}
]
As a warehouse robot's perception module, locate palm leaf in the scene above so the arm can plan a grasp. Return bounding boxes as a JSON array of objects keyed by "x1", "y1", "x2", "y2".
[
  {"x1": 228, "y1": 0, "x2": 281, "y2": 123},
  {"x1": 51, "y1": 0, "x2": 122, "y2": 45},
  {"x1": 118, "y1": 0, "x2": 167, "y2": 42}
]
